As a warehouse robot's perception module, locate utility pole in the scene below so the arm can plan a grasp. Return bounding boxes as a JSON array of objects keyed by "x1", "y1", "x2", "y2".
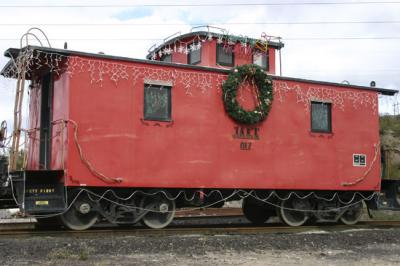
[{"x1": 393, "y1": 103, "x2": 399, "y2": 116}]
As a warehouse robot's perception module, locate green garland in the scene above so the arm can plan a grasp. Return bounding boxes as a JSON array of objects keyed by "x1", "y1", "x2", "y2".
[{"x1": 222, "y1": 64, "x2": 273, "y2": 125}]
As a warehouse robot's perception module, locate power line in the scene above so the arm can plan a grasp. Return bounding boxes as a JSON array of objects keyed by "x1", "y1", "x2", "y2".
[
  {"x1": 0, "y1": 1, "x2": 399, "y2": 7},
  {"x1": 0, "y1": 38, "x2": 160, "y2": 41},
  {"x1": 286, "y1": 37, "x2": 400, "y2": 40},
  {"x1": 0, "y1": 37, "x2": 399, "y2": 41},
  {"x1": 0, "y1": 21, "x2": 399, "y2": 26}
]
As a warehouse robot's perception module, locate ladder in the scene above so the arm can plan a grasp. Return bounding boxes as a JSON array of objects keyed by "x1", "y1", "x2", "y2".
[{"x1": 9, "y1": 61, "x2": 26, "y2": 171}]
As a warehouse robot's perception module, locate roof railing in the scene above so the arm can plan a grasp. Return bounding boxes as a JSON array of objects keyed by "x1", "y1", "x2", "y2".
[
  {"x1": 190, "y1": 25, "x2": 227, "y2": 34},
  {"x1": 163, "y1": 31, "x2": 181, "y2": 44}
]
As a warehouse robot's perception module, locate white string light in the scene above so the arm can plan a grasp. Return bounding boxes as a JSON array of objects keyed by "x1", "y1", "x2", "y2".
[
  {"x1": 2, "y1": 48, "x2": 227, "y2": 96},
  {"x1": 147, "y1": 31, "x2": 280, "y2": 61},
  {"x1": 273, "y1": 81, "x2": 379, "y2": 112},
  {"x1": 10, "y1": 177, "x2": 377, "y2": 220}
]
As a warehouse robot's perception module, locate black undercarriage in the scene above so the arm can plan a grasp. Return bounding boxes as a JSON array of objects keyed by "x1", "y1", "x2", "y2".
[
  {"x1": 0, "y1": 167, "x2": 387, "y2": 229},
  {"x1": 1, "y1": 165, "x2": 400, "y2": 230}
]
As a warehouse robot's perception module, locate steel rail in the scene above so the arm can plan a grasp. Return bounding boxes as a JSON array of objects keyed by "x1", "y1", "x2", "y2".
[{"x1": 0, "y1": 220, "x2": 400, "y2": 237}]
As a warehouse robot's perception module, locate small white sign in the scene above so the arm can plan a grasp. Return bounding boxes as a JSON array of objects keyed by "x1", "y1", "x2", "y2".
[{"x1": 353, "y1": 154, "x2": 367, "y2": 167}]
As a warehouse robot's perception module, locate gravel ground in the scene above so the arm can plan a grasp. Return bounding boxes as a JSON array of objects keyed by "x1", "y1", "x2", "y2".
[
  {"x1": 1, "y1": 208, "x2": 400, "y2": 265},
  {"x1": 0, "y1": 227, "x2": 400, "y2": 265}
]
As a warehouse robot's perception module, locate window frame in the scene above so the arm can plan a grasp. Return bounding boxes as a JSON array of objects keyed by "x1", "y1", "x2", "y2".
[
  {"x1": 143, "y1": 83, "x2": 172, "y2": 122},
  {"x1": 216, "y1": 43, "x2": 234, "y2": 67},
  {"x1": 310, "y1": 101, "x2": 332, "y2": 133},
  {"x1": 187, "y1": 43, "x2": 201, "y2": 65},
  {"x1": 252, "y1": 49, "x2": 269, "y2": 71}
]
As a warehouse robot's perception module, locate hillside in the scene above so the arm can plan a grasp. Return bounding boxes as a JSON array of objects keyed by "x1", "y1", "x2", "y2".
[{"x1": 380, "y1": 115, "x2": 400, "y2": 179}]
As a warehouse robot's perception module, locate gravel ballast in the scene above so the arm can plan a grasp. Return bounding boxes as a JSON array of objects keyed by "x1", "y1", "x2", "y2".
[{"x1": 0, "y1": 227, "x2": 400, "y2": 265}]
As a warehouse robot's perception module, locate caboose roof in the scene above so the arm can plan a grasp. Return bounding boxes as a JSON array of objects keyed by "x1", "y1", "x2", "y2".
[{"x1": 1, "y1": 46, "x2": 397, "y2": 96}]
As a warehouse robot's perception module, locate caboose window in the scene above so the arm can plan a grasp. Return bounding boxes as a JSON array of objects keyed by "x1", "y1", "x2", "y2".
[
  {"x1": 311, "y1": 101, "x2": 332, "y2": 133},
  {"x1": 188, "y1": 43, "x2": 201, "y2": 65},
  {"x1": 253, "y1": 50, "x2": 269, "y2": 71},
  {"x1": 144, "y1": 84, "x2": 171, "y2": 121},
  {"x1": 160, "y1": 54, "x2": 172, "y2": 63},
  {"x1": 216, "y1": 44, "x2": 234, "y2": 66}
]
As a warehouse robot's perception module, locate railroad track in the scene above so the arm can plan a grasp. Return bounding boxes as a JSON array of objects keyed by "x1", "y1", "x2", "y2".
[{"x1": 0, "y1": 220, "x2": 400, "y2": 237}]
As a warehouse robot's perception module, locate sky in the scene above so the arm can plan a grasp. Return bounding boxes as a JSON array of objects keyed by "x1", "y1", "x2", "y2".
[{"x1": 0, "y1": 0, "x2": 399, "y2": 131}]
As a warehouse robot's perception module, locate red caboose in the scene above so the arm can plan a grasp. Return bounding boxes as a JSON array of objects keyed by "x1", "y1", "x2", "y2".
[{"x1": 0, "y1": 29, "x2": 397, "y2": 230}]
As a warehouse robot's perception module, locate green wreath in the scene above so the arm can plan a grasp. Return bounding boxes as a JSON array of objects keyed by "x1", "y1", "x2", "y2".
[{"x1": 222, "y1": 64, "x2": 273, "y2": 125}]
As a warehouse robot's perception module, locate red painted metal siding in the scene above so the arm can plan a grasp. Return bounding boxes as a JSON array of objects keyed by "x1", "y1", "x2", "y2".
[
  {"x1": 199, "y1": 39, "x2": 215, "y2": 67},
  {"x1": 269, "y1": 47, "x2": 276, "y2": 74},
  {"x1": 172, "y1": 51, "x2": 186, "y2": 64},
  {"x1": 47, "y1": 55, "x2": 381, "y2": 191},
  {"x1": 26, "y1": 81, "x2": 41, "y2": 170},
  {"x1": 50, "y1": 74, "x2": 69, "y2": 170},
  {"x1": 26, "y1": 75, "x2": 69, "y2": 171}
]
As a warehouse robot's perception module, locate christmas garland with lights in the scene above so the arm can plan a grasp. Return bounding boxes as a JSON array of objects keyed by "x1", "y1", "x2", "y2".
[{"x1": 222, "y1": 64, "x2": 273, "y2": 125}]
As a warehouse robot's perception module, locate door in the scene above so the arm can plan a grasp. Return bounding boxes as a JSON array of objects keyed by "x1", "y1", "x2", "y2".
[{"x1": 39, "y1": 73, "x2": 53, "y2": 169}]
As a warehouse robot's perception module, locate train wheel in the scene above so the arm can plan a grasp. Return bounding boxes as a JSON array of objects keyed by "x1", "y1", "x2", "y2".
[
  {"x1": 279, "y1": 197, "x2": 310, "y2": 227},
  {"x1": 395, "y1": 182, "x2": 400, "y2": 206},
  {"x1": 340, "y1": 201, "x2": 363, "y2": 225},
  {"x1": 140, "y1": 190, "x2": 176, "y2": 229},
  {"x1": 242, "y1": 198, "x2": 273, "y2": 225},
  {"x1": 392, "y1": 181, "x2": 400, "y2": 207},
  {"x1": 60, "y1": 192, "x2": 98, "y2": 230}
]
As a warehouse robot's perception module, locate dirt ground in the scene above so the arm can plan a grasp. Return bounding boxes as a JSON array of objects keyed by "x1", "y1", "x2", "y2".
[
  {"x1": 1, "y1": 209, "x2": 400, "y2": 265},
  {"x1": 0, "y1": 226, "x2": 400, "y2": 266}
]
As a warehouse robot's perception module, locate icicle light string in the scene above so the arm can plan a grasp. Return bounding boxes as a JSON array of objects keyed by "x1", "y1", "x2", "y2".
[
  {"x1": 148, "y1": 31, "x2": 278, "y2": 60},
  {"x1": 2, "y1": 49, "x2": 226, "y2": 96},
  {"x1": 2, "y1": 48, "x2": 379, "y2": 112},
  {"x1": 273, "y1": 81, "x2": 378, "y2": 112}
]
